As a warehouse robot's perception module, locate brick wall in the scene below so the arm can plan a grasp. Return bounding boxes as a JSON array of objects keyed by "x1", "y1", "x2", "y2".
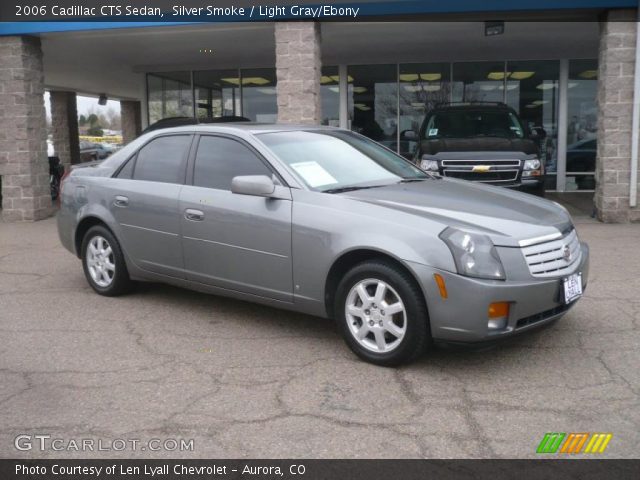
[
  {"x1": 275, "y1": 22, "x2": 322, "y2": 124},
  {"x1": 50, "y1": 91, "x2": 80, "y2": 168},
  {"x1": 0, "y1": 36, "x2": 53, "y2": 222},
  {"x1": 120, "y1": 100, "x2": 142, "y2": 145},
  {"x1": 595, "y1": 10, "x2": 639, "y2": 222}
]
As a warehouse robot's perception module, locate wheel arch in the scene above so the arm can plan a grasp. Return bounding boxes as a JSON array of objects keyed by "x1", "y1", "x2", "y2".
[
  {"x1": 324, "y1": 248, "x2": 427, "y2": 320},
  {"x1": 74, "y1": 216, "x2": 115, "y2": 258}
]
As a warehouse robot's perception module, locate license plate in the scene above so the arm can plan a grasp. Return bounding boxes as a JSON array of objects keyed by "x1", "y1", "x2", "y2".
[{"x1": 563, "y1": 272, "x2": 583, "y2": 304}]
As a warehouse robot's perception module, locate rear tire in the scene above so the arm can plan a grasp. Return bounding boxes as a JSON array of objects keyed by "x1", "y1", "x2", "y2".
[
  {"x1": 81, "y1": 225, "x2": 133, "y2": 296},
  {"x1": 335, "y1": 260, "x2": 430, "y2": 366}
]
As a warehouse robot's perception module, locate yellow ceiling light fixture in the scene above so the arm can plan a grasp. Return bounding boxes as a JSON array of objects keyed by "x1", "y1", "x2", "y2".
[
  {"x1": 403, "y1": 85, "x2": 422, "y2": 93},
  {"x1": 354, "y1": 103, "x2": 371, "y2": 111},
  {"x1": 487, "y1": 71, "x2": 510, "y2": 80},
  {"x1": 399, "y1": 73, "x2": 419, "y2": 82},
  {"x1": 352, "y1": 86, "x2": 368, "y2": 93},
  {"x1": 257, "y1": 88, "x2": 277, "y2": 95},
  {"x1": 532, "y1": 100, "x2": 548, "y2": 105},
  {"x1": 420, "y1": 73, "x2": 442, "y2": 81},
  {"x1": 320, "y1": 75, "x2": 334, "y2": 84},
  {"x1": 221, "y1": 77, "x2": 241, "y2": 85},
  {"x1": 222, "y1": 77, "x2": 271, "y2": 86},
  {"x1": 579, "y1": 70, "x2": 598, "y2": 79},
  {"x1": 510, "y1": 71, "x2": 535, "y2": 80},
  {"x1": 242, "y1": 77, "x2": 271, "y2": 85},
  {"x1": 536, "y1": 83, "x2": 556, "y2": 90}
]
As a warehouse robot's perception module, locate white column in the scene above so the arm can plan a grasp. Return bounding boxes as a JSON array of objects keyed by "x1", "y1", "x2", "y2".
[{"x1": 556, "y1": 58, "x2": 569, "y2": 192}]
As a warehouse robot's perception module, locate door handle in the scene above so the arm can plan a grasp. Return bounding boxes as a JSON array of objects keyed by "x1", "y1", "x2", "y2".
[
  {"x1": 114, "y1": 195, "x2": 129, "y2": 207},
  {"x1": 184, "y1": 208, "x2": 204, "y2": 221}
]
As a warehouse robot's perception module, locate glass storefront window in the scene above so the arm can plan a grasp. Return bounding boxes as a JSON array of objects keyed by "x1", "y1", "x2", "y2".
[
  {"x1": 399, "y1": 63, "x2": 451, "y2": 158},
  {"x1": 147, "y1": 72, "x2": 193, "y2": 124},
  {"x1": 452, "y1": 62, "x2": 505, "y2": 103},
  {"x1": 320, "y1": 66, "x2": 340, "y2": 126},
  {"x1": 193, "y1": 69, "x2": 241, "y2": 119},
  {"x1": 505, "y1": 60, "x2": 560, "y2": 190},
  {"x1": 240, "y1": 68, "x2": 277, "y2": 122},
  {"x1": 566, "y1": 59, "x2": 598, "y2": 191},
  {"x1": 348, "y1": 64, "x2": 398, "y2": 153}
]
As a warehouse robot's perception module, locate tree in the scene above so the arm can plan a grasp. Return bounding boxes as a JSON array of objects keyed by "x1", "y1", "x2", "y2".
[
  {"x1": 87, "y1": 113, "x2": 99, "y2": 126},
  {"x1": 87, "y1": 126, "x2": 103, "y2": 136},
  {"x1": 79, "y1": 114, "x2": 87, "y2": 126}
]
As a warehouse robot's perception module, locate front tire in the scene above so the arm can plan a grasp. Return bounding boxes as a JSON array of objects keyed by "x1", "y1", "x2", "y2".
[
  {"x1": 81, "y1": 225, "x2": 132, "y2": 296},
  {"x1": 335, "y1": 260, "x2": 430, "y2": 366}
]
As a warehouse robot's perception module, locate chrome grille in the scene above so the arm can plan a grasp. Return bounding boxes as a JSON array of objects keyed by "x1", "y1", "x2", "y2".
[
  {"x1": 440, "y1": 159, "x2": 521, "y2": 168},
  {"x1": 521, "y1": 229, "x2": 581, "y2": 278},
  {"x1": 440, "y1": 159, "x2": 521, "y2": 183}
]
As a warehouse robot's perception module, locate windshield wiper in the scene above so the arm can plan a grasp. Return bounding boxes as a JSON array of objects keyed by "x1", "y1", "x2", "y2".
[{"x1": 322, "y1": 184, "x2": 389, "y2": 194}]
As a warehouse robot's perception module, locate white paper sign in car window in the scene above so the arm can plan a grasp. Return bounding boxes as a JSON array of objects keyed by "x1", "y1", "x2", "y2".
[
  {"x1": 428, "y1": 128, "x2": 438, "y2": 136},
  {"x1": 290, "y1": 161, "x2": 338, "y2": 188}
]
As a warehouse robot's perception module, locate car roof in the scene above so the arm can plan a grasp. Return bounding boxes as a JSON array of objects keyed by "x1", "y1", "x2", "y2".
[{"x1": 147, "y1": 123, "x2": 340, "y2": 135}]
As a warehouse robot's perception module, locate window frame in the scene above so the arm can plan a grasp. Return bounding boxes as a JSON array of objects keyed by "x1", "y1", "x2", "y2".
[
  {"x1": 115, "y1": 133, "x2": 195, "y2": 185},
  {"x1": 187, "y1": 133, "x2": 286, "y2": 191}
]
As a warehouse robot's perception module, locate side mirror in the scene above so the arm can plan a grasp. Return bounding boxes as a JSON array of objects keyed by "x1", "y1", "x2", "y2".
[
  {"x1": 231, "y1": 175, "x2": 275, "y2": 197},
  {"x1": 401, "y1": 130, "x2": 417, "y2": 141}
]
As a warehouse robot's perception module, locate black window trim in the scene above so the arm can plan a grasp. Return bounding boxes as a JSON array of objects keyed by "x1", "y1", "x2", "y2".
[
  {"x1": 187, "y1": 133, "x2": 287, "y2": 190},
  {"x1": 113, "y1": 132, "x2": 195, "y2": 185}
]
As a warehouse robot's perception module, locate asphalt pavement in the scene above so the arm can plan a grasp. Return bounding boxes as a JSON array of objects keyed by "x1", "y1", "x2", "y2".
[{"x1": 0, "y1": 216, "x2": 638, "y2": 458}]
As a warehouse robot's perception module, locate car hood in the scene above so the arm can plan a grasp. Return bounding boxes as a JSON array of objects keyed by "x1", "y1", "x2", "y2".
[
  {"x1": 422, "y1": 137, "x2": 538, "y2": 156},
  {"x1": 342, "y1": 179, "x2": 572, "y2": 247}
]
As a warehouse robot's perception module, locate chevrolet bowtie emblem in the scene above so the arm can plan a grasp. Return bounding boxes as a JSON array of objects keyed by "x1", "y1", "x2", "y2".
[{"x1": 472, "y1": 165, "x2": 491, "y2": 172}]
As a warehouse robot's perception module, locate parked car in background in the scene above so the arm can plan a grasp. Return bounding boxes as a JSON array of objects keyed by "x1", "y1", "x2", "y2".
[
  {"x1": 93, "y1": 143, "x2": 116, "y2": 159},
  {"x1": 58, "y1": 124, "x2": 588, "y2": 366},
  {"x1": 79, "y1": 141, "x2": 100, "y2": 162},
  {"x1": 141, "y1": 115, "x2": 250, "y2": 135},
  {"x1": 411, "y1": 102, "x2": 546, "y2": 196}
]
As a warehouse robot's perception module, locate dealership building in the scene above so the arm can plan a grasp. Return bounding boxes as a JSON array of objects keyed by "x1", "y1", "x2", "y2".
[{"x1": 0, "y1": 0, "x2": 639, "y2": 222}]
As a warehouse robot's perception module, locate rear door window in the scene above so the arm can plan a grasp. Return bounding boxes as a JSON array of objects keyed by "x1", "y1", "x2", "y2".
[{"x1": 133, "y1": 135, "x2": 191, "y2": 184}]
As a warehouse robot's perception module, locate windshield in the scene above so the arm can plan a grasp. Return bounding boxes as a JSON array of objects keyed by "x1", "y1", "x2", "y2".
[
  {"x1": 423, "y1": 110, "x2": 525, "y2": 139},
  {"x1": 258, "y1": 130, "x2": 428, "y2": 192}
]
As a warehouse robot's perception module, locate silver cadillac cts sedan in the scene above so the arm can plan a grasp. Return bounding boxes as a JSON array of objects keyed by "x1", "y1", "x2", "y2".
[{"x1": 57, "y1": 124, "x2": 589, "y2": 366}]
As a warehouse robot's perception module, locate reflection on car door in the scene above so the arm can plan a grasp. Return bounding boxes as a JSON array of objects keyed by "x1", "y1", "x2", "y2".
[
  {"x1": 109, "y1": 134, "x2": 192, "y2": 278},
  {"x1": 179, "y1": 134, "x2": 293, "y2": 302}
]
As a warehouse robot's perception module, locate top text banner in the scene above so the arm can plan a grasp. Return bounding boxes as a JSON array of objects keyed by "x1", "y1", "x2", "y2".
[{"x1": 1, "y1": 0, "x2": 638, "y2": 23}]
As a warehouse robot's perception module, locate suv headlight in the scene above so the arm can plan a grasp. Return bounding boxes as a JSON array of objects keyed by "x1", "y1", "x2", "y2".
[
  {"x1": 420, "y1": 159, "x2": 439, "y2": 171},
  {"x1": 439, "y1": 227, "x2": 505, "y2": 280},
  {"x1": 523, "y1": 158, "x2": 542, "y2": 177}
]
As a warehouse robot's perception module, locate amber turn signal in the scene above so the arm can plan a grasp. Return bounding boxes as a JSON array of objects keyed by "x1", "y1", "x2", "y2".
[
  {"x1": 488, "y1": 302, "x2": 510, "y2": 318},
  {"x1": 433, "y1": 273, "x2": 448, "y2": 299}
]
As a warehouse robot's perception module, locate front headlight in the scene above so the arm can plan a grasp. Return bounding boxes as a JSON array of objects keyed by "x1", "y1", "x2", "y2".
[
  {"x1": 523, "y1": 159, "x2": 541, "y2": 171},
  {"x1": 420, "y1": 159, "x2": 439, "y2": 171},
  {"x1": 439, "y1": 227, "x2": 506, "y2": 280},
  {"x1": 523, "y1": 158, "x2": 542, "y2": 177}
]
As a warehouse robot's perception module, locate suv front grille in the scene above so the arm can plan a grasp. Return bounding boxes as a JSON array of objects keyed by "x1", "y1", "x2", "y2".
[
  {"x1": 440, "y1": 159, "x2": 521, "y2": 183},
  {"x1": 521, "y1": 229, "x2": 581, "y2": 278}
]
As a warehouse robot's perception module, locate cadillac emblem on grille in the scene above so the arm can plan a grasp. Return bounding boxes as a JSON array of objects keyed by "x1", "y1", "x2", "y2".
[{"x1": 562, "y1": 244, "x2": 571, "y2": 262}]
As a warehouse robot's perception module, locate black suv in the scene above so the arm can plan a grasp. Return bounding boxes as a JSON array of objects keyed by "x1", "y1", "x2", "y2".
[{"x1": 411, "y1": 102, "x2": 545, "y2": 195}]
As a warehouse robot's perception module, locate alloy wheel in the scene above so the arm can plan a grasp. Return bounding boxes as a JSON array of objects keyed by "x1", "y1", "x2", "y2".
[{"x1": 345, "y1": 278, "x2": 407, "y2": 353}]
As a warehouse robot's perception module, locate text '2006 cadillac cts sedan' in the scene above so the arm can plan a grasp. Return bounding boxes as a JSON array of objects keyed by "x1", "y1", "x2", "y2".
[{"x1": 57, "y1": 124, "x2": 589, "y2": 366}]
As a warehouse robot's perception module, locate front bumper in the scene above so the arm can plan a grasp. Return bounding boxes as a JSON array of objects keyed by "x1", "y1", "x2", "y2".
[{"x1": 408, "y1": 242, "x2": 589, "y2": 343}]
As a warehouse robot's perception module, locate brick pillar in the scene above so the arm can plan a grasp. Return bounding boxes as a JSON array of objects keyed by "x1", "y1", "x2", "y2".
[
  {"x1": 120, "y1": 100, "x2": 141, "y2": 145},
  {"x1": 50, "y1": 91, "x2": 80, "y2": 169},
  {"x1": 0, "y1": 36, "x2": 53, "y2": 222},
  {"x1": 275, "y1": 22, "x2": 322, "y2": 124},
  {"x1": 595, "y1": 10, "x2": 639, "y2": 222}
]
